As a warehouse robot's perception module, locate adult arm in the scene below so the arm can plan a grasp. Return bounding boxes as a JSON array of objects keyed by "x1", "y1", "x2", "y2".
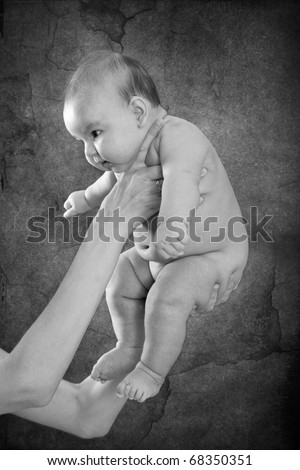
[
  {"x1": 0, "y1": 221, "x2": 125, "y2": 414},
  {"x1": 0, "y1": 121, "x2": 164, "y2": 416},
  {"x1": 0, "y1": 347, "x2": 125, "y2": 438}
]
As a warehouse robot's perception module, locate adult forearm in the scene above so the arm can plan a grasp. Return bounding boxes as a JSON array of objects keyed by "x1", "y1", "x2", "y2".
[
  {"x1": 13, "y1": 377, "x2": 127, "y2": 438},
  {"x1": 0, "y1": 157, "x2": 162, "y2": 415},
  {"x1": 2, "y1": 222, "x2": 124, "y2": 411}
]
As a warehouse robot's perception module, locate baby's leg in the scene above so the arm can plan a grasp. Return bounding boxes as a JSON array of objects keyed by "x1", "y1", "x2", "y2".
[
  {"x1": 91, "y1": 247, "x2": 154, "y2": 383},
  {"x1": 117, "y1": 253, "x2": 222, "y2": 401}
]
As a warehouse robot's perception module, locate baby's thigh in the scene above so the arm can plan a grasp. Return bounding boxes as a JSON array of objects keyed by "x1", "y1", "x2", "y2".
[
  {"x1": 107, "y1": 247, "x2": 154, "y2": 299},
  {"x1": 150, "y1": 253, "x2": 224, "y2": 312}
]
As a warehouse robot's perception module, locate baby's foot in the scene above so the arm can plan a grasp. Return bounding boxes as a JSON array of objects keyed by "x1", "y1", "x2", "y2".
[
  {"x1": 91, "y1": 342, "x2": 142, "y2": 383},
  {"x1": 116, "y1": 361, "x2": 165, "y2": 402}
]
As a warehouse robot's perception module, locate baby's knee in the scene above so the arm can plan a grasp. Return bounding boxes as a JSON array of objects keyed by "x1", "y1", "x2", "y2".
[
  {"x1": 146, "y1": 286, "x2": 193, "y2": 317},
  {"x1": 147, "y1": 282, "x2": 215, "y2": 316}
]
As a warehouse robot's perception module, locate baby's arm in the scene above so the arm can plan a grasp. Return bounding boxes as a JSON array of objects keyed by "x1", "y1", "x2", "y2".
[
  {"x1": 154, "y1": 122, "x2": 209, "y2": 259},
  {"x1": 64, "y1": 171, "x2": 117, "y2": 218}
]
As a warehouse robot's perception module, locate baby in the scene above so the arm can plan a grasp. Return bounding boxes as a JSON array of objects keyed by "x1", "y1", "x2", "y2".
[{"x1": 63, "y1": 51, "x2": 248, "y2": 403}]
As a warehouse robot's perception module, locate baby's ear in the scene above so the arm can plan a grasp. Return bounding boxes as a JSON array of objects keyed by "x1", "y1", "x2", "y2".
[{"x1": 130, "y1": 96, "x2": 148, "y2": 127}]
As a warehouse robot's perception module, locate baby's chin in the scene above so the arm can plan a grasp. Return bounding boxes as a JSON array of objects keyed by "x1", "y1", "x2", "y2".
[{"x1": 101, "y1": 161, "x2": 113, "y2": 171}]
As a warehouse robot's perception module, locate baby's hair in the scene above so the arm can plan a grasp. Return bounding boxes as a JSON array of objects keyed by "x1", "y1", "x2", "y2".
[{"x1": 65, "y1": 51, "x2": 160, "y2": 107}]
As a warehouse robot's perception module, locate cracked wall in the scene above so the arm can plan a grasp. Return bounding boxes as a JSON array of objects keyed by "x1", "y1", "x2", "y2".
[{"x1": 0, "y1": 0, "x2": 299, "y2": 449}]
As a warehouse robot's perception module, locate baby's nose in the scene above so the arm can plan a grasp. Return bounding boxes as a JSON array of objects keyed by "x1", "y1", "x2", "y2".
[{"x1": 84, "y1": 142, "x2": 100, "y2": 162}]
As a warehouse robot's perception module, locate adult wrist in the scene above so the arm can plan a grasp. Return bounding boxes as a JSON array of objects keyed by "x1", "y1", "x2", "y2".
[{"x1": 89, "y1": 208, "x2": 130, "y2": 245}]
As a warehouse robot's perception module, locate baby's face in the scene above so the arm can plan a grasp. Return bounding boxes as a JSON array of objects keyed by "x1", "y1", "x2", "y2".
[{"x1": 63, "y1": 84, "x2": 144, "y2": 173}]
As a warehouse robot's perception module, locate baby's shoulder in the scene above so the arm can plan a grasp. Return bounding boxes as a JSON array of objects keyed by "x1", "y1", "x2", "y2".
[{"x1": 159, "y1": 115, "x2": 212, "y2": 152}]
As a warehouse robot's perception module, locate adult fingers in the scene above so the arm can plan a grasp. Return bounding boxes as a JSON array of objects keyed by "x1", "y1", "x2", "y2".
[
  {"x1": 135, "y1": 118, "x2": 165, "y2": 167},
  {"x1": 206, "y1": 284, "x2": 220, "y2": 312},
  {"x1": 140, "y1": 164, "x2": 163, "y2": 181},
  {"x1": 215, "y1": 269, "x2": 244, "y2": 306},
  {"x1": 123, "y1": 165, "x2": 163, "y2": 198},
  {"x1": 219, "y1": 272, "x2": 236, "y2": 304}
]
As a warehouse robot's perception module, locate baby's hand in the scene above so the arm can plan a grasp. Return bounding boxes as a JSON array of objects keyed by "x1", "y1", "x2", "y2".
[
  {"x1": 63, "y1": 190, "x2": 92, "y2": 218},
  {"x1": 154, "y1": 220, "x2": 189, "y2": 260}
]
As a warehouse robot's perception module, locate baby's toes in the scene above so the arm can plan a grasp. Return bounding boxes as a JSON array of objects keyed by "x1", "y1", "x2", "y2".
[
  {"x1": 123, "y1": 383, "x2": 135, "y2": 399},
  {"x1": 134, "y1": 389, "x2": 144, "y2": 402},
  {"x1": 127, "y1": 385, "x2": 138, "y2": 400},
  {"x1": 91, "y1": 363, "x2": 101, "y2": 381},
  {"x1": 116, "y1": 379, "x2": 128, "y2": 398},
  {"x1": 136, "y1": 391, "x2": 146, "y2": 403}
]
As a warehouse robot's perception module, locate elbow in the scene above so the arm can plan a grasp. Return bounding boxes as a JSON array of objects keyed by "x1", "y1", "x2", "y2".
[
  {"x1": 22, "y1": 387, "x2": 54, "y2": 409},
  {"x1": 31, "y1": 386, "x2": 56, "y2": 408},
  {"x1": 76, "y1": 418, "x2": 112, "y2": 439},
  {"x1": 16, "y1": 379, "x2": 57, "y2": 409},
  {"x1": 77, "y1": 425, "x2": 111, "y2": 440},
  {"x1": 4, "y1": 355, "x2": 57, "y2": 410}
]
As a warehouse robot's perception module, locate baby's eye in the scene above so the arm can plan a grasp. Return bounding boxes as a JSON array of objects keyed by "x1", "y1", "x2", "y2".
[{"x1": 91, "y1": 130, "x2": 102, "y2": 139}]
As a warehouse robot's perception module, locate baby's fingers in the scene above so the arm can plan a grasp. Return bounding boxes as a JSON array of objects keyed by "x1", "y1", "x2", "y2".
[
  {"x1": 63, "y1": 206, "x2": 77, "y2": 218},
  {"x1": 179, "y1": 228, "x2": 189, "y2": 245},
  {"x1": 64, "y1": 199, "x2": 72, "y2": 210},
  {"x1": 169, "y1": 240, "x2": 186, "y2": 254},
  {"x1": 136, "y1": 118, "x2": 165, "y2": 166},
  {"x1": 169, "y1": 222, "x2": 189, "y2": 244},
  {"x1": 157, "y1": 242, "x2": 181, "y2": 259}
]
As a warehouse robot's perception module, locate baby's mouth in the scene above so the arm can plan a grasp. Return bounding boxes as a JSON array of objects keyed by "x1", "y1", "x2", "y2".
[{"x1": 94, "y1": 156, "x2": 111, "y2": 168}]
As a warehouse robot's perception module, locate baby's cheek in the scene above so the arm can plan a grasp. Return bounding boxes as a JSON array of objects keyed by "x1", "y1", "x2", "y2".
[{"x1": 101, "y1": 141, "x2": 117, "y2": 160}]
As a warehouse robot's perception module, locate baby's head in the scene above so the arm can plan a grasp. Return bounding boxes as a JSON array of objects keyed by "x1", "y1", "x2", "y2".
[{"x1": 63, "y1": 51, "x2": 161, "y2": 172}]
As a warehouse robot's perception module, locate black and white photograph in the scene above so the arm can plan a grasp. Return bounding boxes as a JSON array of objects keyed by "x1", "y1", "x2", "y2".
[{"x1": 0, "y1": 0, "x2": 299, "y2": 462}]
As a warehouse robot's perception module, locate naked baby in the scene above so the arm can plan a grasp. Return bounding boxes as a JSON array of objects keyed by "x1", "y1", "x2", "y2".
[{"x1": 63, "y1": 51, "x2": 248, "y2": 403}]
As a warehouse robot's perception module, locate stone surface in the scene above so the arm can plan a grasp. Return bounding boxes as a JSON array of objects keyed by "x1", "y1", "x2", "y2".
[
  {"x1": 139, "y1": 353, "x2": 298, "y2": 450},
  {"x1": 0, "y1": 0, "x2": 299, "y2": 450}
]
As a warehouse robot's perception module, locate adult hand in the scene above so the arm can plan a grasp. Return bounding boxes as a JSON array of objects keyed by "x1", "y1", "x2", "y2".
[
  {"x1": 101, "y1": 165, "x2": 162, "y2": 221},
  {"x1": 205, "y1": 267, "x2": 245, "y2": 312},
  {"x1": 99, "y1": 118, "x2": 165, "y2": 233}
]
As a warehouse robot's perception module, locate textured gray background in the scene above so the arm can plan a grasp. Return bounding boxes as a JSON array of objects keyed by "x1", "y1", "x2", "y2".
[{"x1": 0, "y1": 0, "x2": 299, "y2": 450}]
